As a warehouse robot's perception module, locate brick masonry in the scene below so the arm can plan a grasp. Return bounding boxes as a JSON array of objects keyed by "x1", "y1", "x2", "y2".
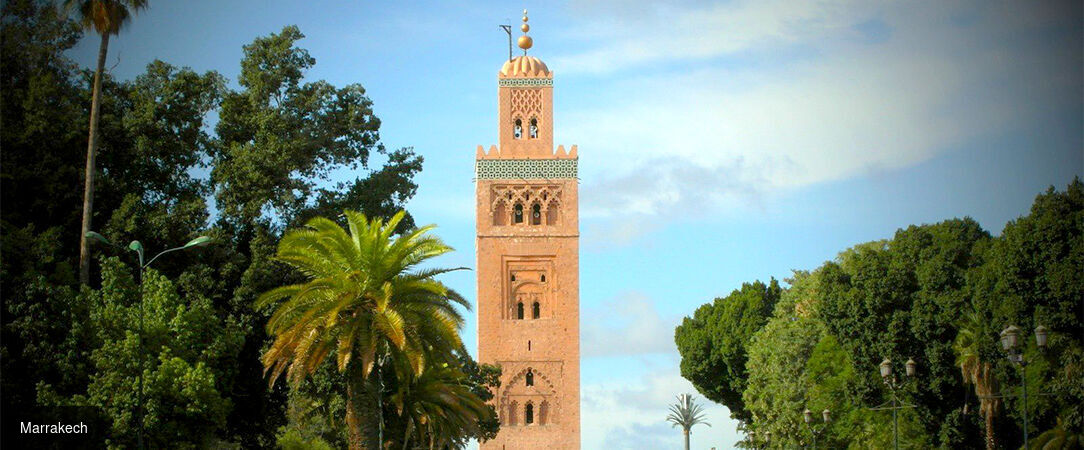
[{"x1": 477, "y1": 54, "x2": 580, "y2": 450}]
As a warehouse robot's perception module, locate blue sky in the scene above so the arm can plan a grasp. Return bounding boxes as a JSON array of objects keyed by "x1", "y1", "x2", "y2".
[{"x1": 69, "y1": 1, "x2": 1081, "y2": 448}]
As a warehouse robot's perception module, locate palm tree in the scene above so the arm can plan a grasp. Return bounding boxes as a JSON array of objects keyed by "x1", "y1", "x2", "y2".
[
  {"x1": 257, "y1": 211, "x2": 469, "y2": 450},
  {"x1": 667, "y1": 393, "x2": 711, "y2": 450},
  {"x1": 954, "y1": 309, "x2": 1001, "y2": 450},
  {"x1": 392, "y1": 363, "x2": 492, "y2": 450},
  {"x1": 66, "y1": 0, "x2": 148, "y2": 285},
  {"x1": 1031, "y1": 417, "x2": 1084, "y2": 449}
]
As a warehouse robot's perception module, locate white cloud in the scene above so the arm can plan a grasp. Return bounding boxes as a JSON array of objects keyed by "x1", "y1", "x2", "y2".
[
  {"x1": 552, "y1": 0, "x2": 1079, "y2": 239},
  {"x1": 581, "y1": 292, "x2": 681, "y2": 357},
  {"x1": 555, "y1": 0, "x2": 888, "y2": 75},
  {"x1": 582, "y1": 368, "x2": 740, "y2": 449}
]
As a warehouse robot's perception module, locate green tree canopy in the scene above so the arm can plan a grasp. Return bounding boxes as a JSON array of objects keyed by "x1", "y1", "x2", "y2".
[{"x1": 675, "y1": 279, "x2": 781, "y2": 422}]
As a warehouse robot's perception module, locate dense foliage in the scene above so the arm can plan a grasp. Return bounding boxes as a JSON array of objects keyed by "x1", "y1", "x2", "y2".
[
  {"x1": 676, "y1": 180, "x2": 1083, "y2": 448},
  {"x1": 1, "y1": 1, "x2": 493, "y2": 447},
  {"x1": 256, "y1": 211, "x2": 496, "y2": 449},
  {"x1": 675, "y1": 279, "x2": 781, "y2": 422}
]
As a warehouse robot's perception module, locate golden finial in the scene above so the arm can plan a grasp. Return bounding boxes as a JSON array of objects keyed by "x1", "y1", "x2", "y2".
[{"x1": 517, "y1": 9, "x2": 533, "y2": 52}]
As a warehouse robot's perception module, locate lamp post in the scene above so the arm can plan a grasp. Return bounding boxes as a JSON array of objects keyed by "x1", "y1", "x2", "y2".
[
  {"x1": 871, "y1": 357, "x2": 917, "y2": 450},
  {"x1": 1000, "y1": 324, "x2": 1048, "y2": 449},
  {"x1": 803, "y1": 408, "x2": 830, "y2": 449},
  {"x1": 85, "y1": 232, "x2": 212, "y2": 449}
]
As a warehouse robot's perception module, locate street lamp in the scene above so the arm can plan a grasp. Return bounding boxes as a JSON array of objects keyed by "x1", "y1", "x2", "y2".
[
  {"x1": 1000, "y1": 324, "x2": 1047, "y2": 449},
  {"x1": 85, "y1": 232, "x2": 212, "y2": 449},
  {"x1": 803, "y1": 408, "x2": 830, "y2": 449},
  {"x1": 871, "y1": 358, "x2": 917, "y2": 450}
]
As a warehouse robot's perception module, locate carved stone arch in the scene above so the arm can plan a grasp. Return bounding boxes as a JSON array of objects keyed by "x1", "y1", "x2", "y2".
[
  {"x1": 512, "y1": 116, "x2": 524, "y2": 140},
  {"x1": 506, "y1": 400, "x2": 519, "y2": 426},
  {"x1": 510, "y1": 282, "x2": 545, "y2": 320},
  {"x1": 545, "y1": 197, "x2": 560, "y2": 225},
  {"x1": 528, "y1": 116, "x2": 539, "y2": 139},
  {"x1": 530, "y1": 201, "x2": 543, "y2": 225},
  {"x1": 500, "y1": 365, "x2": 559, "y2": 426},
  {"x1": 512, "y1": 201, "x2": 524, "y2": 224},
  {"x1": 492, "y1": 197, "x2": 509, "y2": 226},
  {"x1": 504, "y1": 366, "x2": 556, "y2": 394},
  {"x1": 539, "y1": 400, "x2": 550, "y2": 425}
]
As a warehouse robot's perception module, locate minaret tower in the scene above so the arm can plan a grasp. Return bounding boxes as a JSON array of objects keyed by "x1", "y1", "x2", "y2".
[{"x1": 476, "y1": 10, "x2": 580, "y2": 450}]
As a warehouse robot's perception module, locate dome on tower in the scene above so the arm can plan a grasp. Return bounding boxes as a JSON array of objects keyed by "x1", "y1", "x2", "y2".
[{"x1": 499, "y1": 56, "x2": 551, "y2": 78}]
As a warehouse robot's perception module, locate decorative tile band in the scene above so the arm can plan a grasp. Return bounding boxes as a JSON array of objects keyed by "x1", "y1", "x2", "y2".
[
  {"x1": 499, "y1": 78, "x2": 553, "y2": 87},
  {"x1": 476, "y1": 158, "x2": 577, "y2": 180}
]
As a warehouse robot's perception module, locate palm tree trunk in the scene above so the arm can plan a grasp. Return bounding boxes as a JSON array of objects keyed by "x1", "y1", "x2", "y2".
[
  {"x1": 347, "y1": 364, "x2": 367, "y2": 450},
  {"x1": 79, "y1": 32, "x2": 110, "y2": 285},
  {"x1": 684, "y1": 428, "x2": 690, "y2": 450},
  {"x1": 401, "y1": 417, "x2": 412, "y2": 450},
  {"x1": 984, "y1": 411, "x2": 995, "y2": 450}
]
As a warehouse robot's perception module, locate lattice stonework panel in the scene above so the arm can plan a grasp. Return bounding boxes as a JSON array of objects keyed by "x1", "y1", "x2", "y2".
[
  {"x1": 510, "y1": 88, "x2": 544, "y2": 118},
  {"x1": 476, "y1": 159, "x2": 577, "y2": 180},
  {"x1": 499, "y1": 78, "x2": 553, "y2": 87}
]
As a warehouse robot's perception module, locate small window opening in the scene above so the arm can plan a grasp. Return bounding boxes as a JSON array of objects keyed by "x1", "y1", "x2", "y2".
[
  {"x1": 525, "y1": 403, "x2": 534, "y2": 424},
  {"x1": 517, "y1": 302, "x2": 524, "y2": 320},
  {"x1": 528, "y1": 340, "x2": 531, "y2": 351},
  {"x1": 531, "y1": 204, "x2": 542, "y2": 225},
  {"x1": 532, "y1": 302, "x2": 540, "y2": 319},
  {"x1": 540, "y1": 274, "x2": 546, "y2": 283},
  {"x1": 513, "y1": 119, "x2": 522, "y2": 139},
  {"x1": 525, "y1": 368, "x2": 534, "y2": 386},
  {"x1": 529, "y1": 118, "x2": 538, "y2": 139},
  {"x1": 511, "y1": 273, "x2": 516, "y2": 282},
  {"x1": 513, "y1": 203, "x2": 523, "y2": 224}
]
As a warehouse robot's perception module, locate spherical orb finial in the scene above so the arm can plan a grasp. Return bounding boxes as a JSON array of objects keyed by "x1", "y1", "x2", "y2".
[
  {"x1": 517, "y1": 35, "x2": 533, "y2": 50},
  {"x1": 518, "y1": 9, "x2": 533, "y2": 51}
]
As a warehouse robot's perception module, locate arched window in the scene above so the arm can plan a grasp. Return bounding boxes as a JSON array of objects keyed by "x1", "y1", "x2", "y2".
[
  {"x1": 532, "y1": 301, "x2": 540, "y2": 319},
  {"x1": 513, "y1": 119, "x2": 523, "y2": 139},
  {"x1": 540, "y1": 274, "x2": 546, "y2": 283},
  {"x1": 507, "y1": 401, "x2": 518, "y2": 425},
  {"x1": 513, "y1": 203, "x2": 524, "y2": 224},
  {"x1": 525, "y1": 403, "x2": 534, "y2": 424},
  {"x1": 529, "y1": 118, "x2": 538, "y2": 139},
  {"x1": 539, "y1": 401, "x2": 549, "y2": 425},
  {"x1": 531, "y1": 203, "x2": 542, "y2": 225},
  {"x1": 517, "y1": 302, "x2": 524, "y2": 320},
  {"x1": 525, "y1": 368, "x2": 534, "y2": 386}
]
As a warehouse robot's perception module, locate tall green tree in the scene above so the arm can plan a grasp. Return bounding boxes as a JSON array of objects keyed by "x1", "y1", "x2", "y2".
[
  {"x1": 257, "y1": 211, "x2": 470, "y2": 449},
  {"x1": 674, "y1": 279, "x2": 781, "y2": 422},
  {"x1": 2, "y1": 8, "x2": 426, "y2": 445},
  {"x1": 666, "y1": 393, "x2": 710, "y2": 450},
  {"x1": 212, "y1": 25, "x2": 417, "y2": 228},
  {"x1": 971, "y1": 178, "x2": 1084, "y2": 449},
  {"x1": 37, "y1": 257, "x2": 244, "y2": 448},
  {"x1": 392, "y1": 363, "x2": 494, "y2": 449},
  {"x1": 64, "y1": 0, "x2": 149, "y2": 285},
  {"x1": 953, "y1": 306, "x2": 1002, "y2": 450}
]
